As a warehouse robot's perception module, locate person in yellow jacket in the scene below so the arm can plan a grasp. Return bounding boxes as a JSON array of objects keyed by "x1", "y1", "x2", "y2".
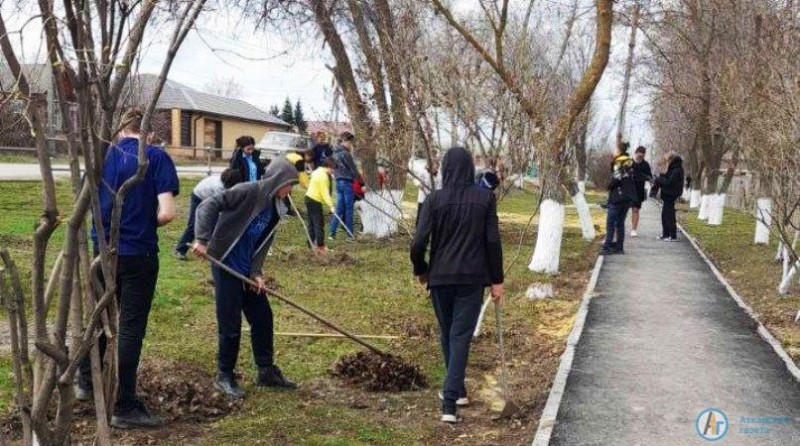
[
  {"x1": 305, "y1": 158, "x2": 337, "y2": 253},
  {"x1": 285, "y1": 151, "x2": 309, "y2": 188}
]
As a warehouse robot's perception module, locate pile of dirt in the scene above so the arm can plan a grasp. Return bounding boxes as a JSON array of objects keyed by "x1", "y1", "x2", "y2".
[
  {"x1": 331, "y1": 351, "x2": 428, "y2": 392},
  {"x1": 137, "y1": 359, "x2": 241, "y2": 422},
  {"x1": 312, "y1": 252, "x2": 358, "y2": 266}
]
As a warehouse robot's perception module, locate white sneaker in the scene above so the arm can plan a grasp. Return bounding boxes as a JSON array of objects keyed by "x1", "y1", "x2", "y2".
[
  {"x1": 438, "y1": 391, "x2": 469, "y2": 406},
  {"x1": 630, "y1": 230, "x2": 638, "y2": 237},
  {"x1": 441, "y1": 413, "x2": 458, "y2": 423}
]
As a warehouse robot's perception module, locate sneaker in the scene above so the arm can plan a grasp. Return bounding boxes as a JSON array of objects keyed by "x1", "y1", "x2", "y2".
[
  {"x1": 663, "y1": 237, "x2": 678, "y2": 242},
  {"x1": 257, "y1": 365, "x2": 297, "y2": 389},
  {"x1": 173, "y1": 250, "x2": 188, "y2": 261},
  {"x1": 599, "y1": 247, "x2": 613, "y2": 256},
  {"x1": 74, "y1": 382, "x2": 92, "y2": 402},
  {"x1": 110, "y1": 401, "x2": 164, "y2": 429},
  {"x1": 438, "y1": 391, "x2": 469, "y2": 407},
  {"x1": 327, "y1": 235, "x2": 335, "y2": 242},
  {"x1": 214, "y1": 374, "x2": 245, "y2": 400},
  {"x1": 441, "y1": 405, "x2": 458, "y2": 424},
  {"x1": 630, "y1": 230, "x2": 638, "y2": 237}
]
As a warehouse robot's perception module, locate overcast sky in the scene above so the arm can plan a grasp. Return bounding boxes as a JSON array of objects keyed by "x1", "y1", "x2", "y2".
[{"x1": 2, "y1": 3, "x2": 652, "y2": 151}]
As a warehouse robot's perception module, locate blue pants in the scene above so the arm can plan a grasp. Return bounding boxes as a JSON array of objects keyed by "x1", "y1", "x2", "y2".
[
  {"x1": 330, "y1": 179, "x2": 355, "y2": 238},
  {"x1": 212, "y1": 266, "x2": 274, "y2": 377},
  {"x1": 431, "y1": 284, "x2": 483, "y2": 410},
  {"x1": 176, "y1": 193, "x2": 202, "y2": 255},
  {"x1": 603, "y1": 202, "x2": 630, "y2": 250}
]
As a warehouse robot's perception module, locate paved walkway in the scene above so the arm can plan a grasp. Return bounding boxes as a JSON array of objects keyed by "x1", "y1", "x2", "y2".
[
  {"x1": 550, "y1": 203, "x2": 800, "y2": 445},
  {"x1": 0, "y1": 162, "x2": 223, "y2": 180}
]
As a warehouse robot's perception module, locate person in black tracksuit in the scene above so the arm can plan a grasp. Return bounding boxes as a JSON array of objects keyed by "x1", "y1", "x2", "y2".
[
  {"x1": 651, "y1": 153, "x2": 685, "y2": 241},
  {"x1": 410, "y1": 147, "x2": 504, "y2": 424},
  {"x1": 601, "y1": 142, "x2": 637, "y2": 255},
  {"x1": 630, "y1": 146, "x2": 653, "y2": 236}
]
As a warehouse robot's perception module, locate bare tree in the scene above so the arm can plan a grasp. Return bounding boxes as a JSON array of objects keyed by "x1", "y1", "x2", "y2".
[{"x1": 203, "y1": 75, "x2": 245, "y2": 98}]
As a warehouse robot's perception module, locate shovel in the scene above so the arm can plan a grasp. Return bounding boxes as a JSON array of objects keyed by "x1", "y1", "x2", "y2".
[
  {"x1": 494, "y1": 301, "x2": 522, "y2": 418},
  {"x1": 195, "y1": 248, "x2": 385, "y2": 356}
]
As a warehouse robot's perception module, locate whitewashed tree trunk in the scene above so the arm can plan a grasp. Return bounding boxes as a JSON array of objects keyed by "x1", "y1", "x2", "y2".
[
  {"x1": 359, "y1": 190, "x2": 404, "y2": 238},
  {"x1": 682, "y1": 187, "x2": 690, "y2": 201},
  {"x1": 689, "y1": 189, "x2": 701, "y2": 208},
  {"x1": 578, "y1": 180, "x2": 586, "y2": 194},
  {"x1": 778, "y1": 261, "x2": 798, "y2": 296},
  {"x1": 529, "y1": 199, "x2": 566, "y2": 275},
  {"x1": 707, "y1": 193, "x2": 726, "y2": 226},
  {"x1": 754, "y1": 197, "x2": 772, "y2": 245},
  {"x1": 698, "y1": 194, "x2": 711, "y2": 220},
  {"x1": 571, "y1": 191, "x2": 595, "y2": 241},
  {"x1": 775, "y1": 240, "x2": 785, "y2": 262}
]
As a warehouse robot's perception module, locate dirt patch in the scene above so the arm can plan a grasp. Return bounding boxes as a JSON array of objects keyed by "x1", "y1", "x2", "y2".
[
  {"x1": 331, "y1": 351, "x2": 428, "y2": 391},
  {"x1": 312, "y1": 252, "x2": 357, "y2": 266}
]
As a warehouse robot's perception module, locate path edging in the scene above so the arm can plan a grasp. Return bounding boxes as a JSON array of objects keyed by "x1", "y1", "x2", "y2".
[
  {"x1": 530, "y1": 255, "x2": 604, "y2": 446},
  {"x1": 678, "y1": 223, "x2": 800, "y2": 382}
]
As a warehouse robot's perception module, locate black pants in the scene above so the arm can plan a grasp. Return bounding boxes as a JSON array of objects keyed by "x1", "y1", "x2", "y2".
[
  {"x1": 662, "y1": 197, "x2": 677, "y2": 239},
  {"x1": 603, "y1": 202, "x2": 630, "y2": 250},
  {"x1": 431, "y1": 284, "x2": 483, "y2": 410},
  {"x1": 175, "y1": 193, "x2": 202, "y2": 255},
  {"x1": 305, "y1": 197, "x2": 325, "y2": 247},
  {"x1": 415, "y1": 202, "x2": 423, "y2": 228},
  {"x1": 78, "y1": 254, "x2": 159, "y2": 411},
  {"x1": 212, "y1": 265, "x2": 274, "y2": 377}
]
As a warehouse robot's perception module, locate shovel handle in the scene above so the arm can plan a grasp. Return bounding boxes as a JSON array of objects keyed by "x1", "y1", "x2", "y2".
[
  {"x1": 494, "y1": 301, "x2": 511, "y2": 398},
  {"x1": 194, "y1": 246, "x2": 385, "y2": 355}
]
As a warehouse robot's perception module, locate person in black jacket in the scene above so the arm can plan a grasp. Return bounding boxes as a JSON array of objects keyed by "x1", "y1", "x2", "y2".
[
  {"x1": 601, "y1": 142, "x2": 636, "y2": 255},
  {"x1": 651, "y1": 152, "x2": 684, "y2": 241},
  {"x1": 630, "y1": 146, "x2": 653, "y2": 237},
  {"x1": 311, "y1": 131, "x2": 333, "y2": 168},
  {"x1": 229, "y1": 136, "x2": 264, "y2": 182},
  {"x1": 410, "y1": 146, "x2": 504, "y2": 424}
]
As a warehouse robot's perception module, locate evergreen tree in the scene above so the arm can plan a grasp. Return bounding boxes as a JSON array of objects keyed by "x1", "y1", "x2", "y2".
[
  {"x1": 280, "y1": 98, "x2": 295, "y2": 126},
  {"x1": 269, "y1": 105, "x2": 280, "y2": 116},
  {"x1": 294, "y1": 100, "x2": 308, "y2": 133}
]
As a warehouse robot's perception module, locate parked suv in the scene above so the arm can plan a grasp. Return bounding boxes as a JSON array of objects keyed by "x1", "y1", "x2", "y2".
[{"x1": 255, "y1": 131, "x2": 312, "y2": 162}]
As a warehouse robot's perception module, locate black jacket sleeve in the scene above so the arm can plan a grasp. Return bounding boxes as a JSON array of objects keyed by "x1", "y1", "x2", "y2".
[
  {"x1": 410, "y1": 198, "x2": 432, "y2": 276},
  {"x1": 485, "y1": 195, "x2": 504, "y2": 284}
]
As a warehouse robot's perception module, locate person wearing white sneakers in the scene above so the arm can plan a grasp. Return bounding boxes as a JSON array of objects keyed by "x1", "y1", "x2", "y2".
[{"x1": 630, "y1": 146, "x2": 653, "y2": 237}]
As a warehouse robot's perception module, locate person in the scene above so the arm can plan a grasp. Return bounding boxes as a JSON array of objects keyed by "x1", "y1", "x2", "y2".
[
  {"x1": 229, "y1": 136, "x2": 264, "y2": 182},
  {"x1": 630, "y1": 146, "x2": 653, "y2": 237},
  {"x1": 329, "y1": 131, "x2": 363, "y2": 240},
  {"x1": 311, "y1": 131, "x2": 333, "y2": 168},
  {"x1": 412, "y1": 161, "x2": 440, "y2": 228},
  {"x1": 652, "y1": 152, "x2": 685, "y2": 242},
  {"x1": 192, "y1": 157, "x2": 300, "y2": 399},
  {"x1": 78, "y1": 108, "x2": 180, "y2": 429},
  {"x1": 600, "y1": 141, "x2": 636, "y2": 255},
  {"x1": 410, "y1": 147, "x2": 504, "y2": 424},
  {"x1": 305, "y1": 158, "x2": 337, "y2": 253},
  {"x1": 174, "y1": 169, "x2": 241, "y2": 260}
]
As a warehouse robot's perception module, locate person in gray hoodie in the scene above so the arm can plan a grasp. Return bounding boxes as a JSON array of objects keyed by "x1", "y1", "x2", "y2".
[{"x1": 192, "y1": 157, "x2": 299, "y2": 399}]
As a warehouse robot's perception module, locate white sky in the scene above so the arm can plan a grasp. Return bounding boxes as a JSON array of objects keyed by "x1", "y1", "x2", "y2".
[{"x1": 2, "y1": 2, "x2": 652, "y2": 151}]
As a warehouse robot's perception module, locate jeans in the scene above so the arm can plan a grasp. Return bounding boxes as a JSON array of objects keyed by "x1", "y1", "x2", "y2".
[
  {"x1": 305, "y1": 197, "x2": 326, "y2": 247},
  {"x1": 603, "y1": 202, "x2": 630, "y2": 250},
  {"x1": 212, "y1": 265, "x2": 274, "y2": 377},
  {"x1": 330, "y1": 179, "x2": 355, "y2": 238},
  {"x1": 430, "y1": 285, "x2": 483, "y2": 410},
  {"x1": 175, "y1": 193, "x2": 202, "y2": 255},
  {"x1": 78, "y1": 254, "x2": 159, "y2": 411},
  {"x1": 662, "y1": 197, "x2": 677, "y2": 239}
]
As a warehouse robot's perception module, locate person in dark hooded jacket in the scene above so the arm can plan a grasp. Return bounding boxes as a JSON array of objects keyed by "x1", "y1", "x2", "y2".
[
  {"x1": 192, "y1": 158, "x2": 299, "y2": 399},
  {"x1": 410, "y1": 147, "x2": 504, "y2": 424},
  {"x1": 651, "y1": 152, "x2": 684, "y2": 241},
  {"x1": 601, "y1": 142, "x2": 637, "y2": 255}
]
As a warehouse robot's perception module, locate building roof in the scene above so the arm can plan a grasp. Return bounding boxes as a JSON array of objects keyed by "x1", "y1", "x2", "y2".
[
  {"x1": 130, "y1": 74, "x2": 290, "y2": 127},
  {"x1": 0, "y1": 63, "x2": 50, "y2": 94}
]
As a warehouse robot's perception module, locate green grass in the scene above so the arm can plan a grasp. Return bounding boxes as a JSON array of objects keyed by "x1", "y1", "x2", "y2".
[
  {"x1": 0, "y1": 178, "x2": 606, "y2": 444},
  {"x1": 681, "y1": 206, "x2": 800, "y2": 360}
]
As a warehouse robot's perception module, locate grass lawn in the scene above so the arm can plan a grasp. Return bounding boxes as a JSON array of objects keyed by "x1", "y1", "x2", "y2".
[
  {"x1": 0, "y1": 179, "x2": 606, "y2": 445},
  {"x1": 680, "y1": 206, "x2": 800, "y2": 361}
]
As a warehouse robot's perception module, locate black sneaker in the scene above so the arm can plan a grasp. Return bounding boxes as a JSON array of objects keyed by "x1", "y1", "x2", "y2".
[
  {"x1": 257, "y1": 365, "x2": 297, "y2": 389},
  {"x1": 214, "y1": 374, "x2": 245, "y2": 399},
  {"x1": 441, "y1": 404, "x2": 458, "y2": 423},
  {"x1": 611, "y1": 245, "x2": 625, "y2": 255},
  {"x1": 599, "y1": 247, "x2": 614, "y2": 256},
  {"x1": 173, "y1": 250, "x2": 188, "y2": 261},
  {"x1": 110, "y1": 401, "x2": 164, "y2": 429}
]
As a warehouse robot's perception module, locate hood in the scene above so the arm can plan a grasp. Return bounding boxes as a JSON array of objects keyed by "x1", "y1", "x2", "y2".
[
  {"x1": 258, "y1": 156, "x2": 299, "y2": 203},
  {"x1": 441, "y1": 147, "x2": 476, "y2": 187},
  {"x1": 668, "y1": 155, "x2": 683, "y2": 170}
]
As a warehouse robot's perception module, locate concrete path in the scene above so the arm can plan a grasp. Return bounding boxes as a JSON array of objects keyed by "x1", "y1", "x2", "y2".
[
  {"x1": 549, "y1": 202, "x2": 800, "y2": 445},
  {"x1": 0, "y1": 162, "x2": 223, "y2": 180}
]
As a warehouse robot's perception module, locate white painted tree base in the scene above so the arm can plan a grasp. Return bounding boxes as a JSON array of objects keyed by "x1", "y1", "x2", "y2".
[
  {"x1": 577, "y1": 181, "x2": 586, "y2": 195},
  {"x1": 529, "y1": 199, "x2": 565, "y2": 275},
  {"x1": 526, "y1": 283, "x2": 554, "y2": 299},
  {"x1": 698, "y1": 194, "x2": 710, "y2": 220},
  {"x1": 707, "y1": 194, "x2": 726, "y2": 226},
  {"x1": 779, "y1": 262, "x2": 799, "y2": 296},
  {"x1": 689, "y1": 189, "x2": 701, "y2": 208},
  {"x1": 571, "y1": 191, "x2": 595, "y2": 241},
  {"x1": 359, "y1": 190, "x2": 404, "y2": 238},
  {"x1": 754, "y1": 197, "x2": 772, "y2": 244}
]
